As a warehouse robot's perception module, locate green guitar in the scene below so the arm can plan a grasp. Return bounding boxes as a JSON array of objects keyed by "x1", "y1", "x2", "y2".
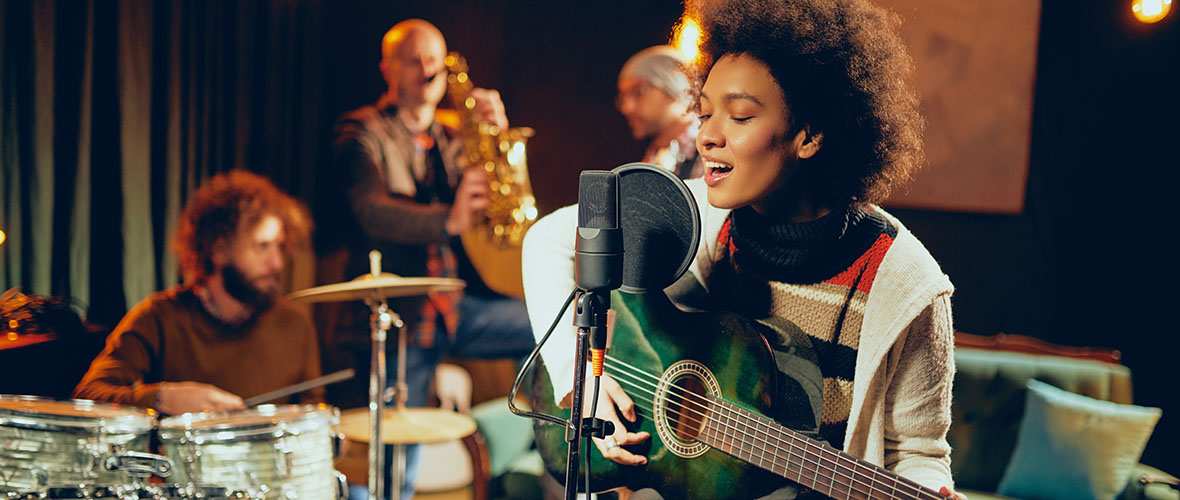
[{"x1": 529, "y1": 290, "x2": 947, "y2": 500}]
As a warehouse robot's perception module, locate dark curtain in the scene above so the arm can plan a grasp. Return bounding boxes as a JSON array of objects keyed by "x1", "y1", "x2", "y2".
[{"x1": 1, "y1": 0, "x2": 325, "y2": 327}]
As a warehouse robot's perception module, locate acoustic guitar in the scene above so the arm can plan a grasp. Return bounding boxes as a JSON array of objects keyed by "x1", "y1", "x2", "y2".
[{"x1": 529, "y1": 290, "x2": 947, "y2": 500}]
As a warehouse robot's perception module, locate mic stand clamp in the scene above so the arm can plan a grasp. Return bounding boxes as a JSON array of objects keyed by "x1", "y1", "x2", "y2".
[
  {"x1": 567, "y1": 417, "x2": 615, "y2": 442},
  {"x1": 564, "y1": 289, "x2": 612, "y2": 500}
]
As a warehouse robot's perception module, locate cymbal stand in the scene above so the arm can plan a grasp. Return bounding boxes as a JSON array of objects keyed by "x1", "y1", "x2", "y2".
[{"x1": 365, "y1": 296, "x2": 404, "y2": 500}]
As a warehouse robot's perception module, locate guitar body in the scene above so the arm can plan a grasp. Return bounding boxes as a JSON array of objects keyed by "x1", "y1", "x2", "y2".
[{"x1": 530, "y1": 291, "x2": 823, "y2": 499}]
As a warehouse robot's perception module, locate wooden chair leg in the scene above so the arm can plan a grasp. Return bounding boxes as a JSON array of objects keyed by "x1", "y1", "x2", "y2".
[{"x1": 461, "y1": 430, "x2": 492, "y2": 500}]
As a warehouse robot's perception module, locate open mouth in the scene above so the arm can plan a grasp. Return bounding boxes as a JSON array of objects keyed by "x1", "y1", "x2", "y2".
[
  {"x1": 703, "y1": 160, "x2": 733, "y2": 186},
  {"x1": 706, "y1": 160, "x2": 733, "y2": 174}
]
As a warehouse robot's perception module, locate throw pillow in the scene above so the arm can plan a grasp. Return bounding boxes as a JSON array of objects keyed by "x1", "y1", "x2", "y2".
[{"x1": 996, "y1": 379, "x2": 1161, "y2": 500}]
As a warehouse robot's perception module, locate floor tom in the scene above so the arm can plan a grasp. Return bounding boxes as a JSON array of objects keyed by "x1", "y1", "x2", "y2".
[{"x1": 0, "y1": 395, "x2": 155, "y2": 492}]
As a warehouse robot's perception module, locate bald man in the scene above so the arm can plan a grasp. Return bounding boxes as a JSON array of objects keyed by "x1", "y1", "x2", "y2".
[
  {"x1": 320, "y1": 19, "x2": 536, "y2": 500},
  {"x1": 617, "y1": 45, "x2": 702, "y2": 179}
]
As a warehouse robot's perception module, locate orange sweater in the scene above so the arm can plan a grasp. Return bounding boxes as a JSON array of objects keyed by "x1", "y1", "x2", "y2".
[{"x1": 74, "y1": 285, "x2": 323, "y2": 412}]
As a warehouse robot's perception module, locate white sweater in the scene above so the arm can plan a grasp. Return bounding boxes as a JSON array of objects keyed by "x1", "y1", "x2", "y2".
[{"x1": 521, "y1": 178, "x2": 957, "y2": 491}]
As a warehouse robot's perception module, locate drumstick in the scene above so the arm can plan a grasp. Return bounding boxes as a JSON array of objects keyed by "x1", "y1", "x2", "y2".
[{"x1": 243, "y1": 369, "x2": 356, "y2": 407}]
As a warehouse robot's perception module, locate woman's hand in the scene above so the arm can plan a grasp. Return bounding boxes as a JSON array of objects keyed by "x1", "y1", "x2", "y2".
[{"x1": 577, "y1": 373, "x2": 650, "y2": 465}]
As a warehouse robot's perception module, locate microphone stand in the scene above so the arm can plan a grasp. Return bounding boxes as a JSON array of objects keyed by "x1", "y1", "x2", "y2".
[
  {"x1": 565, "y1": 169, "x2": 623, "y2": 499},
  {"x1": 565, "y1": 290, "x2": 612, "y2": 500}
]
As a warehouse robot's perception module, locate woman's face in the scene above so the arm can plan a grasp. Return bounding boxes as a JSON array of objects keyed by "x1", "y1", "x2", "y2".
[{"x1": 696, "y1": 54, "x2": 818, "y2": 217}]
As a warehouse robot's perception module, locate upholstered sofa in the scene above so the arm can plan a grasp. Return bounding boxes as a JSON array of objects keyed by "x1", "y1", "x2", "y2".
[{"x1": 949, "y1": 333, "x2": 1178, "y2": 500}]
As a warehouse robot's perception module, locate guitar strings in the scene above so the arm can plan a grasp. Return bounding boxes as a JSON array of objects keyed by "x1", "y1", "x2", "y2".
[
  {"x1": 603, "y1": 366, "x2": 893, "y2": 499},
  {"x1": 602, "y1": 355, "x2": 823, "y2": 475},
  {"x1": 705, "y1": 395, "x2": 940, "y2": 500},
  {"x1": 601, "y1": 355, "x2": 939, "y2": 500},
  {"x1": 603, "y1": 362, "x2": 935, "y2": 500},
  {"x1": 602, "y1": 361, "x2": 836, "y2": 482}
]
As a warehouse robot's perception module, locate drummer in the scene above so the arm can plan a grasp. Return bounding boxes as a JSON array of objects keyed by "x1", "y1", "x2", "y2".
[{"x1": 74, "y1": 171, "x2": 324, "y2": 415}]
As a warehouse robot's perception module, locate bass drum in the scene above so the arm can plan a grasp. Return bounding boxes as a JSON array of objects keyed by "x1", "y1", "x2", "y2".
[
  {"x1": 157, "y1": 405, "x2": 342, "y2": 500},
  {"x1": 0, "y1": 395, "x2": 155, "y2": 493}
]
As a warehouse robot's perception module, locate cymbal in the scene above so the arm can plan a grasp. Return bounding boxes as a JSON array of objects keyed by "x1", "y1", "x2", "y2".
[
  {"x1": 339, "y1": 407, "x2": 476, "y2": 444},
  {"x1": 287, "y1": 273, "x2": 465, "y2": 303}
]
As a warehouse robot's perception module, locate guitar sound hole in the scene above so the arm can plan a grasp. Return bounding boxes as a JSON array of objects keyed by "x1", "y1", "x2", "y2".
[{"x1": 666, "y1": 376, "x2": 708, "y2": 442}]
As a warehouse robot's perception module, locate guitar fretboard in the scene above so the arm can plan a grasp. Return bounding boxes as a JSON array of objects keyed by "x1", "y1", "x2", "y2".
[{"x1": 697, "y1": 397, "x2": 943, "y2": 500}]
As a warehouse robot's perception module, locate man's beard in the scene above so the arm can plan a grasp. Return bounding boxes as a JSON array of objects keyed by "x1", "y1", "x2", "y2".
[{"x1": 222, "y1": 263, "x2": 280, "y2": 312}]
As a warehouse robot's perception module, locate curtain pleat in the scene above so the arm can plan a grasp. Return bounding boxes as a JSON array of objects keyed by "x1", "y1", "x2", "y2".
[
  {"x1": 30, "y1": 0, "x2": 55, "y2": 297},
  {"x1": 118, "y1": 0, "x2": 156, "y2": 306},
  {"x1": 1, "y1": 1, "x2": 325, "y2": 326},
  {"x1": 159, "y1": 0, "x2": 183, "y2": 294},
  {"x1": 68, "y1": 0, "x2": 92, "y2": 312}
]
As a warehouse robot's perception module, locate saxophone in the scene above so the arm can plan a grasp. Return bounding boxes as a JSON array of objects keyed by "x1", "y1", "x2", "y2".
[{"x1": 444, "y1": 52, "x2": 537, "y2": 297}]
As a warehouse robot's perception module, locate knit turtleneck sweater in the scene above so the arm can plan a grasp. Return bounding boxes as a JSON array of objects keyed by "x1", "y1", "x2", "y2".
[{"x1": 711, "y1": 205, "x2": 898, "y2": 451}]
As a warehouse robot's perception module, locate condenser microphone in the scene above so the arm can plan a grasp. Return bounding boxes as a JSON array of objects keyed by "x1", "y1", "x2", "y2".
[{"x1": 574, "y1": 170, "x2": 623, "y2": 292}]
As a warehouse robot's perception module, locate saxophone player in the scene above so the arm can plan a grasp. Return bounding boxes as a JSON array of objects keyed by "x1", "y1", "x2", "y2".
[{"x1": 318, "y1": 18, "x2": 537, "y2": 500}]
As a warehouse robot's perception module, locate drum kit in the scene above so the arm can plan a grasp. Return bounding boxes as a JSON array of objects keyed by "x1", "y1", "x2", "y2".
[{"x1": 0, "y1": 252, "x2": 472, "y2": 500}]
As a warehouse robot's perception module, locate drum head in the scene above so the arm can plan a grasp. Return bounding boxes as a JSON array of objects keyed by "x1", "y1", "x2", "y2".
[
  {"x1": 0, "y1": 394, "x2": 156, "y2": 433},
  {"x1": 158, "y1": 404, "x2": 338, "y2": 442}
]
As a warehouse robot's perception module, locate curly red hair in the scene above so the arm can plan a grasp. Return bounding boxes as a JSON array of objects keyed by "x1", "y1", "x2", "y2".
[{"x1": 173, "y1": 171, "x2": 311, "y2": 283}]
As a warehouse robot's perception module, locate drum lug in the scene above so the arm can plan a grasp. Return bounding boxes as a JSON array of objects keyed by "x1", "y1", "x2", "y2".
[
  {"x1": 235, "y1": 463, "x2": 270, "y2": 500},
  {"x1": 334, "y1": 470, "x2": 350, "y2": 500},
  {"x1": 27, "y1": 467, "x2": 47, "y2": 488},
  {"x1": 331, "y1": 431, "x2": 346, "y2": 461},
  {"x1": 179, "y1": 437, "x2": 202, "y2": 483},
  {"x1": 82, "y1": 442, "x2": 105, "y2": 479},
  {"x1": 274, "y1": 442, "x2": 295, "y2": 479}
]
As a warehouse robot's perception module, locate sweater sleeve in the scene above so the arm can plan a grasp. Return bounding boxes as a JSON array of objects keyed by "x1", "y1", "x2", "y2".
[
  {"x1": 73, "y1": 303, "x2": 165, "y2": 409},
  {"x1": 293, "y1": 308, "x2": 326, "y2": 405},
  {"x1": 882, "y1": 291, "x2": 956, "y2": 490},
  {"x1": 521, "y1": 204, "x2": 580, "y2": 404},
  {"x1": 334, "y1": 127, "x2": 451, "y2": 246}
]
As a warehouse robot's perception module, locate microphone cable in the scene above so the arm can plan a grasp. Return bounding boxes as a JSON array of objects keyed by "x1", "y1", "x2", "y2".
[
  {"x1": 507, "y1": 287, "x2": 610, "y2": 497},
  {"x1": 507, "y1": 288, "x2": 578, "y2": 427}
]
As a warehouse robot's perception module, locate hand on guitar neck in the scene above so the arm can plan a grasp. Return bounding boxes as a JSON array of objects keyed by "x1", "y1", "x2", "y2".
[{"x1": 571, "y1": 372, "x2": 651, "y2": 466}]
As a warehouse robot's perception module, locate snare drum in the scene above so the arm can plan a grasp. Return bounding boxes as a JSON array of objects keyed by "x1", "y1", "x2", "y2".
[
  {"x1": 158, "y1": 405, "x2": 341, "y2": 500},
  {"x1": 0, "y1": 395, "x2": 155, "y2": 493}
]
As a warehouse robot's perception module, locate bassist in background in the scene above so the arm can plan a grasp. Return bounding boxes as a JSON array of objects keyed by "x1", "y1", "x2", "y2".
[
  {"x1": 318, "y1": 18, "x2": 536, "y2": 500},
  {"x1": 523, "y1": 0, "x2": 966, "y2": 498}
]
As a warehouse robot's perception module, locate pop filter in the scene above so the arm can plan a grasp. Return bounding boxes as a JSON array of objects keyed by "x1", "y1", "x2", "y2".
[{"x1": 611, "y1": 162, "x2": 700, "y2": 293}]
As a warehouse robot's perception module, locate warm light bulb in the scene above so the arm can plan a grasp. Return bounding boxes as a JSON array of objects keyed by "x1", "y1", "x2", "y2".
[
  {"x1": 0, "y1": 229, "x2": 5, "y2": 246},
  {"x1": 674, "y1": 18, "x2": 702, "y2": 64},
  {"x1": 1133, "y1": 0, "x2": 1172, "y2": 23}
]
